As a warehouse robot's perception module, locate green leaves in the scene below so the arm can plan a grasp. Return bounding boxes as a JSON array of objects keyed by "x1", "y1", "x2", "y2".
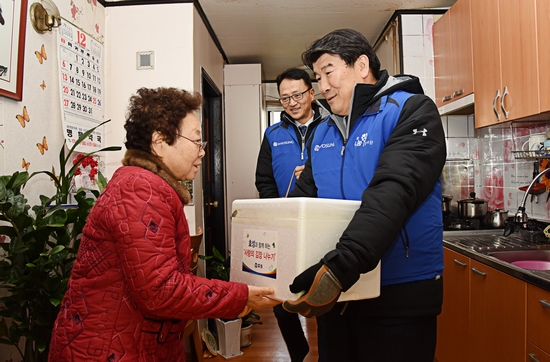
[
  {"x1": 241, "y1": 311, "x2": 262, "y2": 326},
  {"x1": 199, "y1": 246, "x2": 230, "y2": 281},
  {"x1": 0, "y1": 177, "x2": 91, "y2": 361}
]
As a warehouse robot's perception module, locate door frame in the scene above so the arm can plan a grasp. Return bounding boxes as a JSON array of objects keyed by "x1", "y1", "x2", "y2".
[{"x1": 200, "y1": 68, "x2": 227, "y2": 261}]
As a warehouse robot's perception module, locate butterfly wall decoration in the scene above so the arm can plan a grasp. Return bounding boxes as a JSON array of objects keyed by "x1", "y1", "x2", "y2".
[
  {"x1": 22, "y1": 158, "x2": 30, "y2": 171},
  {"x1": 35, "y1": 44, "x2": 47, "y2": 64},
  {"x1": 37, "y1": 136, "x2": 48, "y2": 155},
  {"x1": 16, "y1": 106, "x2": 30, "y2": 128}
]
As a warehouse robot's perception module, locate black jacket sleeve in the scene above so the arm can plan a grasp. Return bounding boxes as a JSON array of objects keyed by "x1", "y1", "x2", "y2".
[
  {"x1": 255, "y1": 134, "x2": 280, "y2": 198},
  {"x1": 322, "y1": 94, "x2": 446, "y2": 290}
]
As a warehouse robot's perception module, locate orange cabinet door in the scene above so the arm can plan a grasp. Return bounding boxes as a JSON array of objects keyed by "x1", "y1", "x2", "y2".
[
  {"x1": 433, "y1": 10, "x2": 453, "y2": 108},
  {"x1": 472, "y1": 0, "x2": 539, "y2": 127},
  {"x1": 527, "y1": 342, "x2": 550, "y2": 362},
  {"x1": 433, "y1": 0, "x2": 474, "y2": 108},
  {"x1": 449, "y1": 0, "x2": 473, "y2": 102},
  {"x1": 435, "y1": 248, "x2": 470, "y2": 362},
  {"x1": 537, "y1": 0, "x2": 550, "y2": 113},
  {"x1": 527, "y1": 284, "x2": 550, "y2": 355},
  {"x1": 469, "y1": 260, "x2": 526, "y2": 361}
]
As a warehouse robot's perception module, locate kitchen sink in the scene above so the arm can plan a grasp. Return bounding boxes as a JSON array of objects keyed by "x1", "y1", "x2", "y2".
[{"x1": 486, "y1": 250, "x2": 550, "y2": 270}]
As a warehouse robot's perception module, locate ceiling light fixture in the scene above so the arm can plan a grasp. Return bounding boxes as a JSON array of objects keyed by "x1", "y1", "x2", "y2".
[{"x1": 30, "y1": 0, "x2": 61, "y2": 34}]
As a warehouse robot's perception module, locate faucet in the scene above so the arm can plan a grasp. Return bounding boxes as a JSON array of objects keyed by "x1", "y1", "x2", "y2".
[{"x1": 515, "y1": 168, "x2": 550, "y2": 223}]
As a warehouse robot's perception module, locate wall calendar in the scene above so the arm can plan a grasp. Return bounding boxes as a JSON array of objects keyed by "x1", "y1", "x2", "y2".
[{"x1": 57, "y1": 21, "x2": 103, "y2": 153}]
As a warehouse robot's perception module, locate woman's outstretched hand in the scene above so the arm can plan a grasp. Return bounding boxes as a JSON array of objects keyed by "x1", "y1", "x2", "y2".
[{"x1": 238, "y1": 286, "x2": 279, "y2": 317}]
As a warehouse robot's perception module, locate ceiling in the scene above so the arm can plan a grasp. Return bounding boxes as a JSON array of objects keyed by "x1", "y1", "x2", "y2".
[{"x1": 103, "y1": 0, "x2": 455, "y2": 81}]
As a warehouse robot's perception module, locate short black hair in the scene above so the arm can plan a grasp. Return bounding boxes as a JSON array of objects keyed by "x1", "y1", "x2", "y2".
[
  {"x1": 275, "y1": 68, "x2": 313, "y2": 94},
  {"x1": 302, "y1": 28, "x2": 381, "y2": 80}
]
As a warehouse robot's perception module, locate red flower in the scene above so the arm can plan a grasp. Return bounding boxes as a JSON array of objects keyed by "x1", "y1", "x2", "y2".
[{"x1": 73, "y1": 155, "x2": 99, "y2": 181}]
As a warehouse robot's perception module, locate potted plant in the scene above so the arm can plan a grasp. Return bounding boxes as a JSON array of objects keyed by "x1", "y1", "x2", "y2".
[
  {"x1": 199, "y1": 247, "x2": 243, "y2": 358},
  {"x1": 239, "y1": 310, "x2": 261, "y2": 348},
  {"x1": 199, "y1": 247, "x2": 262, "y2": 356},
  {"x1": 0, "y1": 120, "x2": 121, "y2": 362}
]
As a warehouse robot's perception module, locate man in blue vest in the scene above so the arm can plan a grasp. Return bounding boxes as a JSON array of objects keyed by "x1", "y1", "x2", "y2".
[
  {"x1": 284, "y1": 29, "x2": 446, "y2": 362},
  {"x1": 255, "y1": 68, "x2": 323, "y2": 361},
  {"x1": 256, "y1": 68, "x2": 322, "y2": 198}
]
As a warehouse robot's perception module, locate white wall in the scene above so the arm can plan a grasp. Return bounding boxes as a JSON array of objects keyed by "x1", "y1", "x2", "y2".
[
  {"x1": 224, "y1": 64, "x2": 263, "y2": 237},
  {"x1": 104, "y1": 3, "x2": 194, "y2": 173}
]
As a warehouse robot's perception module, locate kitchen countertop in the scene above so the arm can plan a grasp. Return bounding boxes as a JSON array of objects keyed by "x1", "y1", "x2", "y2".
[{"x1": 443, "y1": 229, "x2": 550, "y2": 291}]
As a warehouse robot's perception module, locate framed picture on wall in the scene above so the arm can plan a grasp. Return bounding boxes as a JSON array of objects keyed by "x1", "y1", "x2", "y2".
[{"x1": 0, "y1": 0, "x2": 28, "y2": 101}]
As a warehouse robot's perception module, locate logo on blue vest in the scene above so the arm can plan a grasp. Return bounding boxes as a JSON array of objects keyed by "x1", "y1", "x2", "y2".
[
  {"x1": 314, "y1": 142, "x2": 335, "y2": 151},
  {"x1": 273, "y1": 140, "x2": 295, "y2": 147},
  {"x1": 354, "y1": 133, "x2": 373, "y2": 147}
]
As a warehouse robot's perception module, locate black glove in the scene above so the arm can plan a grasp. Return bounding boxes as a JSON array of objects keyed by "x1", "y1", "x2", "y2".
[
  {"x1": 283, "y1": 264, "x2": 342, "y2": 318},
  {"x1": 289, "y1": 261, "x2": 324, "y2": 294}
]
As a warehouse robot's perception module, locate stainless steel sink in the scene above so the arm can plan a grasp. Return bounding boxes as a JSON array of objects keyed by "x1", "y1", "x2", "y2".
[{"x1": 486, "y1": 250, "x2": 550, "y2": 270}]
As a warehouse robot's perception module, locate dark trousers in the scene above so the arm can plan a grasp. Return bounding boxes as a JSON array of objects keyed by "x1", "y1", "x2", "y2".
[
  {"x1": 273, "y1": 304, "x2": 309, "y2": 362},
  {"x1": 317, "y1": 307, "x2": 437, "y2": 362}
]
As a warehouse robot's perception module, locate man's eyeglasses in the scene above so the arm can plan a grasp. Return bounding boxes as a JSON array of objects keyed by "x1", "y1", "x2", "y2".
[
  {"x1": 177, "y1": 134, "x2": 207, "y2": 150},
  {"x1": 279, "y1": 88, "x2": 312, "y2": 105}
]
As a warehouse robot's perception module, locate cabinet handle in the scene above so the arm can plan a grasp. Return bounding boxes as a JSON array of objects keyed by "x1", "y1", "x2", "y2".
[
  {"x1": 493, "y1": 89, "x2": 501, "y2": 121},
  {"x1": 453, "y1": 89, "x2": 464, "y2": 96},
  {"x1": 540, "y1": 300, "x2": 550, "y2": 309},
  {"x1": 501, "y1": 86, "x2": 509, "y2": 119},
  {"x1": 471, "y1": 268, "x2": 487, "y2": 276},
  {"x1": 443, "y1": 95, "x2": 453, "y2": 102},
  {"x1": 453, "y1": 259, "x2": 467, "y2": 267},
  {"x1": 528, "y1": 353, "x2": 540, "y2": 362}
]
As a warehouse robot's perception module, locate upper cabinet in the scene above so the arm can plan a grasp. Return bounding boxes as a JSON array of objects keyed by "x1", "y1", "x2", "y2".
[
  {"x1": 471, "y1": 0, "x2": 539, "y2": 127},
  {"x1": 433, "y1": 0, "x2": 473, "y2": 108},
  {"x1": 538, "y1": 0, "x2": 550, "y2": 113}
]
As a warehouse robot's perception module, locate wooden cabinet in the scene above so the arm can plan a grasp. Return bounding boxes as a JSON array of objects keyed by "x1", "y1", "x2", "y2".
[
  {"x1": 527, "y1": 342, "x2": 550, "y2": 362},
  {"x1": 437, "y1": 247, "x2": 528, "y2": 362},
  {"x1": 438, "y1": 246, "x2": 550, "y2": 361},
  {"x1": 471, "y1": 0, "x2": 539, "y2": 127},
  {"x1": 537, "y1": 0, "x2": 550, "y2": 113},
  {"x1": 527, "y1": 284, "x2": 550, "y2": 358},
  {"x1": 435, "y1": 248, "x2": 470, "y2": 362},
  {"x1": 433, "y1": 0, "x2": 473, "y2": 108},
  {"x1": 469, "y1": 259, "x2": 526, "y2": 361}
]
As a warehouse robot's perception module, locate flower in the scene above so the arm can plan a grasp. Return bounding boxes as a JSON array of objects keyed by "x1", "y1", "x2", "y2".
[
  {"x1": 28, "y1": 119, "x2": 121, "y2": 204},
  {"x1": 73, "y1": 154, "x2": 99, "y2": 181}
]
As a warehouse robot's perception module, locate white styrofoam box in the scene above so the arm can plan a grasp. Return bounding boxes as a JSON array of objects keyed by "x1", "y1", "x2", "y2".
[{"x1": 229, "y1": 198, "x2": 381, "y2": 302}]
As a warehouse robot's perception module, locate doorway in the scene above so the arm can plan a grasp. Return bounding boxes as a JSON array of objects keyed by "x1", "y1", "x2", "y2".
[{"x1": 201, "y1": 69, "x2": 227, "y2": 263}]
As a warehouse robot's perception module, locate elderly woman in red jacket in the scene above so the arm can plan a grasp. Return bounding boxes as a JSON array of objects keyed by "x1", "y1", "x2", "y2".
[{"x1": 49, "y1": 87, "x2": 277, "y2": 361}]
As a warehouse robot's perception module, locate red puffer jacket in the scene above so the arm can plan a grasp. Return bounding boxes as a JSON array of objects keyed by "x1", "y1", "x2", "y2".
[{"x1": 49, "y1": 150, "x2": 248, "y2": 361}]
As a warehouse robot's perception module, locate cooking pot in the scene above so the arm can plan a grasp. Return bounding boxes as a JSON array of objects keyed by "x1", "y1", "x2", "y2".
[
  {"x1": 457, "y1": 192, "x2": 488, "y2": 218},
  {"x1": 484, "y1": 209, "x2": 509, "y2": 228},
  {"x1": 442, "y1": 195, "x2": 453, "y2": 217}
]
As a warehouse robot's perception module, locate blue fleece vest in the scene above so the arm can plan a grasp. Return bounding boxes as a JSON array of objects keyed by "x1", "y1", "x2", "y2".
[
  {"x1": 310, "y1": 90, "x2": 443, "y2": 286},
  {"x1": 265, "y1": 121, "x2": 308, "y2": 197}
]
